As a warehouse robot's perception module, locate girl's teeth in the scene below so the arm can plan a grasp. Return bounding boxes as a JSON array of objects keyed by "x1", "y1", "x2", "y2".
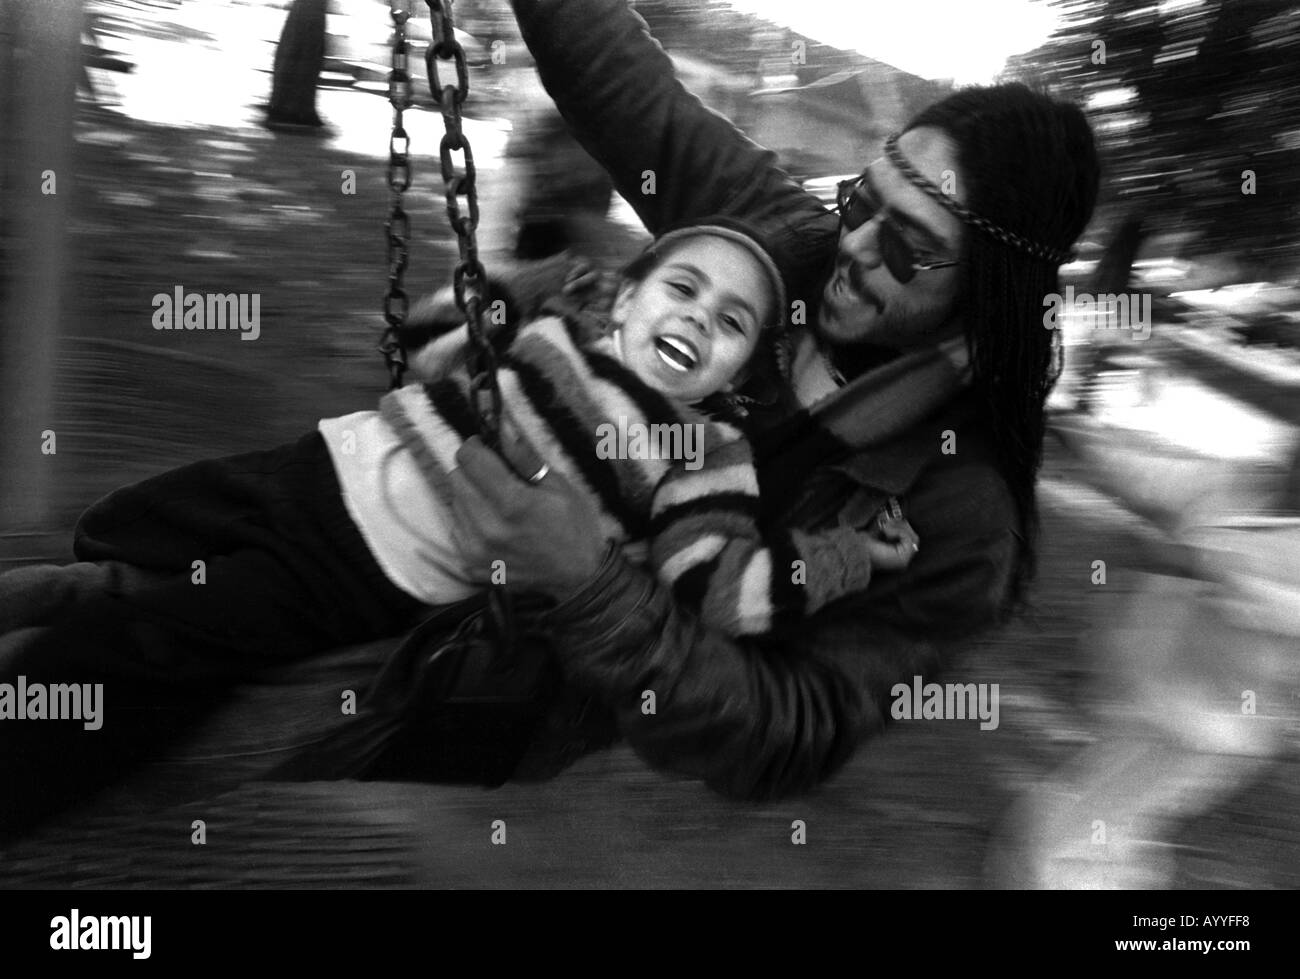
[
  {"x1": 657, "y1": 346, "x2": 690, "y2": 372},
  {"x1": 655, "y1": 336, "x2": 696, "y2": 371}
]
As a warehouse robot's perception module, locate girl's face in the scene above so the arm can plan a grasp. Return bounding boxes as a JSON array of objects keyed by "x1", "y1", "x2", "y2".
[{"x1": 611, "y1": 236, "x2": 774, "y2": 403}]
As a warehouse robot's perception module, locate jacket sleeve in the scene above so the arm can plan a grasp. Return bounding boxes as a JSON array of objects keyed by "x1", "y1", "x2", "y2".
[
  {"x1": 649, "y1": 433, "x2": 877, "y2": 637},
  {"x1": 545, "y1": 455, "x2": 1019, "y2": 801},
  {"x1": 545, "y1": 543, "x2": 949, "y2": 801},
  {"x1": 509, "y1": 0, "x2": 834, "y2": 241},
  {"x1": 405, "y1": 255, "x2": 586, "y2": 383}
]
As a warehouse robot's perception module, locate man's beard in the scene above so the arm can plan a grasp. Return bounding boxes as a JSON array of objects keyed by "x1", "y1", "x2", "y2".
[
  {"x1": 812, "y1": 257, "x2": 964, "y2": 381},
  {"x1": 810, "y1": 275, "x2": 901, "y2": 380},
  {"x1": 817, "y1": 331, "x2": 900, "y2": 380}
]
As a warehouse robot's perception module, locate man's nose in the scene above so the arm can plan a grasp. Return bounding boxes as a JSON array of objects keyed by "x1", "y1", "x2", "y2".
[{"x1": 840, "y1": 218, "x2": 884, "y2": 271}]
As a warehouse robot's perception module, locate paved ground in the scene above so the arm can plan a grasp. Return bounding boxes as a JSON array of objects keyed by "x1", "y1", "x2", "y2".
[{"x1": 0, "y1": 1, "x2": 1296, "y2": 888}]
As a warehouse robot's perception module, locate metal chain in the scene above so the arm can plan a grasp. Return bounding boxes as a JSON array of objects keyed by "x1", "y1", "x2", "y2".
[
  {"x1": 422, "y1": 2, "x2": 514, "y2": 635},
  {"x1": 379, "y1": 1, "x2": 415, "y2": 391},
  {"x1": 423, "y1": 0, "x2": 500, "y2": 449},
  {"x1": 377, "y1": 0, "x2": 498, "y2": 449}
]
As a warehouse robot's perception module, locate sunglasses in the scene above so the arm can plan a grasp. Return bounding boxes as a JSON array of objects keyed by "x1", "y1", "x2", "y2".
[{"x1": 835, "y1": 174, "x2": 962, "y2": 284}]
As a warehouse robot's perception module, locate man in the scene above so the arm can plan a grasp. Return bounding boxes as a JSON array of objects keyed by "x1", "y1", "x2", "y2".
[{"x1": 439, "y1": 0, "x2": 1101, "y2": 799}]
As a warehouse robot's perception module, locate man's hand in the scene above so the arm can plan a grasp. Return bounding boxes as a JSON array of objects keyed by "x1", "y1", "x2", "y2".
[
  {"x1": 862, "y1": 515, "x2": 921, "y2": 573},
  {"x1": 445, "y1": 434, "x2": 611, "y2": 600}
]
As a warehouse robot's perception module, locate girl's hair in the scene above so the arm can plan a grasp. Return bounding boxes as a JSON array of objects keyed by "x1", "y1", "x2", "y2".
[{"x1": 905, "y1": 83, "x2": 1100, "y2": 615}]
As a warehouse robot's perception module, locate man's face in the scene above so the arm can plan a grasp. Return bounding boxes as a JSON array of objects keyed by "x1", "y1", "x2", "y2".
[
  {"x1": 611, "y1": 235, "x2": 772, "y2": 403},
  {"x1": 818, "y1": 127, "x2": 967, "y2": 351}
]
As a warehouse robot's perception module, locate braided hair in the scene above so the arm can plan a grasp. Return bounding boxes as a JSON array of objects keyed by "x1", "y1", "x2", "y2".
[{"x1": 904, "y1": 84, "x2": 1100, "y2": 613}]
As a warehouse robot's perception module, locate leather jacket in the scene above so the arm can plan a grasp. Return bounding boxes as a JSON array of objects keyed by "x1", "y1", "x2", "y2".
[{"x1": 507, "y1": 0, "x2": 1020, "y2": 800}]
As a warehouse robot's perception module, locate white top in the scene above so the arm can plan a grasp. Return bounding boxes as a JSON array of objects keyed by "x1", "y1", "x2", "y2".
[{"x1": 318, "y1": 410, "x2": 477, "y2": 605}]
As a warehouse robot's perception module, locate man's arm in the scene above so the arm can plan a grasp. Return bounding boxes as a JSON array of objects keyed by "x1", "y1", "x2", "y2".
[
  {"x1": 547, "y1": 545, "x2": 948, "y2": 800},
  {"x1": 447, "y1": 439, "x2": 1016, "y2": 801},
  {"x1": 547, "y1": 467, "x2": 1018, "y2": 800},
  {"x1": 509, "y1": 0, "x2": 835, "y2": 249}
]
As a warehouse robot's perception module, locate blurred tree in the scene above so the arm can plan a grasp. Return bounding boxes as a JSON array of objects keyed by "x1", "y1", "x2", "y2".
[
  {"x1": 0, "y1": 0, "x2": 80, "y2": 532},
  {"x1": 267, "y1": 0, "x2": 327, "y2": 129},
  {"x1": 1010, "y1": 0, "x2": 1300, "y2": 287}
]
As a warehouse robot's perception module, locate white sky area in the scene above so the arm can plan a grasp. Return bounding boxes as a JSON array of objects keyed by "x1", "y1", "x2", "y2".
[{"x1": 726, "y1": 0, "x2": 1060, "y2": 84}]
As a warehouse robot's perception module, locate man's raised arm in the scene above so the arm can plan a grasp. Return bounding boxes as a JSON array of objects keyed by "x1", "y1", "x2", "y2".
[{"x1": 508, "y1": 0, "x2": 832, "y2": 250}]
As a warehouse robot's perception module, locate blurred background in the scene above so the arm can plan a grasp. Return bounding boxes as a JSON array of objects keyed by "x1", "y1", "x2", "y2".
[{"x1": 0, "y1": 0, "x2": 1296, "y2": 888}]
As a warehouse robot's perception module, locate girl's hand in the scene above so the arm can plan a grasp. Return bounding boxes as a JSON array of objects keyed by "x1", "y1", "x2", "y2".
[{"x1": 562, "y1": 259, "x2": 618, "y2": 312}]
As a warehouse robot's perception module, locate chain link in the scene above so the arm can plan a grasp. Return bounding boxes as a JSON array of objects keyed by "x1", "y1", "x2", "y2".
[
  {"x1": 377, "y1": 0, "x2": 497, "y2": 447},
  {"x1": 423, "y1": 0, "x2": 500, "y2": 448},
  {"x1": 373, "y1": 2, "x2": 516, "y2": 638},
  {"x1": 379, "y1": 1, "x2": 416, "y2": 391}
]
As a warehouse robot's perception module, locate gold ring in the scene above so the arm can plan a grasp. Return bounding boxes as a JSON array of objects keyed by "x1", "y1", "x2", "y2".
[{"x1": 527, "y1": 463, "x2": 550, "y2": 484}]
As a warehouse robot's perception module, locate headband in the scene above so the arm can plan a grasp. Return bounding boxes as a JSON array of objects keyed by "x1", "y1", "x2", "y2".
[{"x1": 884, "y1": 132, "x2": 1076, "y2": 265}]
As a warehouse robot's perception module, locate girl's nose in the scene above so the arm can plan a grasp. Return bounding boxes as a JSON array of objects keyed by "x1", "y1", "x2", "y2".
[{"x1": 683, "y1": 305, "x2": 709, "y2": 334}]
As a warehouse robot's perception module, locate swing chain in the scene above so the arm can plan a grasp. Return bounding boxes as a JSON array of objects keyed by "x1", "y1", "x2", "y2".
[
  {"x1": 379, "y1": 0, "x2": 416, "y2": 391},
  {"x1": 423, "y1": 0, "x2": 501, "y2": 448}
]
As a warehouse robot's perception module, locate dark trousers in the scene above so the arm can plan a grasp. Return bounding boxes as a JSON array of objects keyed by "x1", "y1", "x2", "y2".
[{"x1": 0, "y1": 432, "x2": 430, "y2": 839}]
